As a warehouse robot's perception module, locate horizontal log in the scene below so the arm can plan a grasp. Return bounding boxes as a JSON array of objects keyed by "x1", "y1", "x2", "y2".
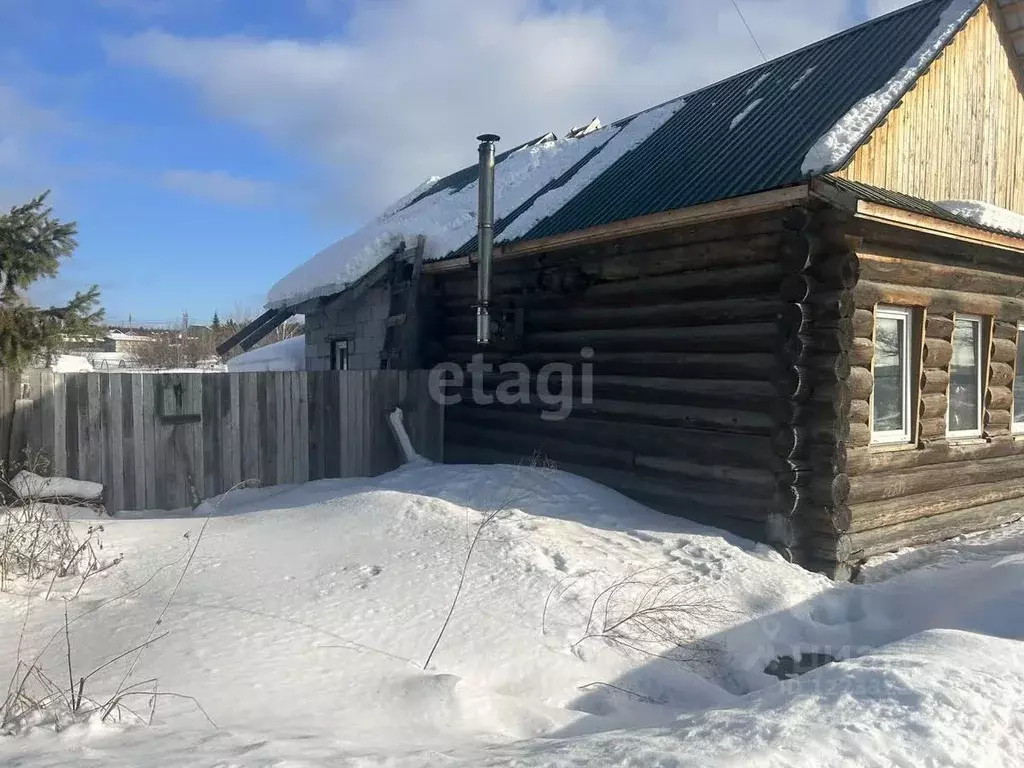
[
  {"x1": 773, "y1": 398, "x2": 849, "y2": 426},
  {"x1": 778, "y1": 303, "x2": 811, "y2": 337},
  {"x1": 920, "y1": 368, "x2": 949, "y2": 394},
  {"x1": 990, "y1": 362, "x2": 1014, "y2": 388},
  {"x1": 811, "y1": 291, "x2": 855, "y2": 322},
  {"x1": 985, "y1": 410, "x2": 1012, "y2": 431},
  {"x1": 990, "y1": 337, "x2": 1017, "y2": 365},
  {"x1": 444, "y1": 351, "x2": 779, "y2": 380},
  {"x1": 857, "y1": 251, "x2": 1024, "y2": 298},
  {"x1": 919, "y1": 392, "x2": 947, "y2": 419},
  {"x1": 848, "y1": 366, "x2": 873, "y2": 400},
  {"x1": 850, "y1": 474, "x2": 1024, "y2": 533},
  {"x1": 594, "y1": 234, "x2": 784, "y2": 280},
  {"x1": 986, "y1": 387, "x2": 1013, "y2": 411},
  {"x1": 635, "y1": 455, "x2": 776, "y2": 494},
  {"x1": 922, "y1": 338, "x2": 952, "y2": 369},
  {"x1": 584, "y1": 263, "x2": 784, "y2": 304},
  {"x1": 444, "y1": 322, "x2": 778, "y2": 355},
  {"x1": 779, "y1": 231, "x2": 821, "y2": 272},
  {"x1": 807, "y1": 351, "x2": 851, "y2": 380},
  {"x1": 993, "y1": 320, "x2": 1019, "y2": 341},
  {"x1": 849, "y1": 399, "x2": 870, "y2": 424},
  {"x1": 849, "y1": 421, "x2": 871, "y2": 448},
  {"x1": 780, "y1": 330, "x2": 854, "y2": 361},
  {"x1": 773, "y1": 366, "x2": 812, "y2": 401},
  {"x1": 809, "y1": 251, "x2": 859, "y2": 291},
  {"x1": 918, "y1": 417, "x2": 947, "y2": 441},
  {"x1": 849, "y1": 453, "x2": 1024, "y2": 507},
  {"x1": 851, "y1": 337, "x2": 873, "y2": 366},
  {"x1": 446, "y1": 405, "x2": 777, "y2": 468},
  {"x1": 780, "y1": 273, "x2": 816, "y2": 303},
  {"x1": 804, "y1": 533, "x2": 855, "y2": 562},
  {"x1": 853, "y1": 308, "x2": 874, "y2": 338},
  {"x1": 849, "y1": 496, "x2": 1024, "y2": 559},
  {"x1": 445, "y1": 297, "x2": 786, "y2": 335},
  {"x1": 848, "y1": 438, "x2": 1024, "y2": 474},
  {"x1": 925, "y1": 316, "x2": 955, "y2": 340},
  {"x1": 855, "y1": 280, "x2": 1024, "y2": 320}
]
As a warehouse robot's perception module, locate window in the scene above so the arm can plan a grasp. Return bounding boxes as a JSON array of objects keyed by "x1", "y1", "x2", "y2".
[
  {"x1": 1014, "y1": 325, "x2": 1024, "y2": 433},
  {"x1": 872, "y1": 306, "x2": 913, "y2": 444},
  {"x1": 330, "y1": 339, "x2": 349, "y2": 371},
  {"x1": 947, "y1": 315, "x2": 983, "y2": 438}
]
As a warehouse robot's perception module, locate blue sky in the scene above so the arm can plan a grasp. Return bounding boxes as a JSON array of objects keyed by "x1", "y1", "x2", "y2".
[{"x1": 0, "y1": 0, "x2": 910, "y2": 326}]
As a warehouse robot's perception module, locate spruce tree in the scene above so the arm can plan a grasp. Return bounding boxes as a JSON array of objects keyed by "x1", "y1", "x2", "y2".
[
  {"x1": 211, "y1": 311, "x2": 221, "y2": 330},
  {"x1": 0, "y1": 192, "x2": 104, "y2": 370}
]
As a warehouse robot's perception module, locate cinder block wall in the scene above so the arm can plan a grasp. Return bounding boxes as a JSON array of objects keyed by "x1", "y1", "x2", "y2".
[{"x1": 304, "y1": 285, "x2": 391, "y2": 370}]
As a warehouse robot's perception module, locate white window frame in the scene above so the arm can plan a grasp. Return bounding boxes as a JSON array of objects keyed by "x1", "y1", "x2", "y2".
[
  {"x1": 946, "y1": 314, "x2": 984, "y2": 440},
  {"x1": 1013, "y1": 323, "x2": 1024, "y2": 434},
  {"x1": 871, "y1": 306, "x2": 913, "y2": 445}
]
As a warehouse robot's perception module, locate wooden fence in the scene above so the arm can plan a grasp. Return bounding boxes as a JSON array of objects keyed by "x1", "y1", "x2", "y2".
[{"x1": 0, "y1": 370, "x2": 443, "y2": 513}]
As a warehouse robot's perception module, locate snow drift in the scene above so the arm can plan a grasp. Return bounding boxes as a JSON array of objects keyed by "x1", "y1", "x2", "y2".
[{"x1": 1, "y1": 463, "x2": 1022, "y2": 766}]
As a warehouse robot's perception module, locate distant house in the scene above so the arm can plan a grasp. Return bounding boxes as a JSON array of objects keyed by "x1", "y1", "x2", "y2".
[{"x1": 223, "y1": 0, "x2": 1024, "y2": 579}]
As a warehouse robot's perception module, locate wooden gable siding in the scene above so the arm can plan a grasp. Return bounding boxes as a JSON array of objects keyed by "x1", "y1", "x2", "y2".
[{"x1": 835, "y1": 1, "x2": 1024, "y2": 214}]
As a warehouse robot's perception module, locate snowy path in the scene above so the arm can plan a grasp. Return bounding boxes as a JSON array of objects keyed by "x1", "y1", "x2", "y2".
[{"x1": 1, "y1": 463, "x2": 1022, "y2": 766}]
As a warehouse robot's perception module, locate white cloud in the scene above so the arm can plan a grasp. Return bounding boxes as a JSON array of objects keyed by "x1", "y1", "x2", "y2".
[
  {"x1": 159, "y1": 169, "x2": 277, "y2": 206},
  {"x1": 110, "y1": 0, "x2": 863, "y2": 218},
  {"x1": 865, "y1": 0, "x2": 920, "y2": 19}
]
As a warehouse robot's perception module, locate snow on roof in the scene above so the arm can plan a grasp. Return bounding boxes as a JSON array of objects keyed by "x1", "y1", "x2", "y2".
[
  {"x1": 729, "y1": 98, "x2": 764, "y2": 131},
  {"x1": 227, "y1": 335, "x2": 307, "y2": 372},
  {"x1": 937, "y1": 200, "x2": 1024, "y2": 237},
  {"x1": 266, "y1": 97, "x2": 685, "y2": 309},
  {"x1": 802, "y1": 0, "x2": 981, "y2": 175},
  {"x1": 51, "y1": 354, "x2": 94, "y2": 373},
  {"x1": 106, "y1": 330, "x2": 151, "y2": 342}
]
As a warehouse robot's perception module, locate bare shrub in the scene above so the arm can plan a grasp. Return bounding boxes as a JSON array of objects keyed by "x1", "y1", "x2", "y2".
[
  {"x1": 0, "y1": 454, "x2": 118, "y2": 596},
  {"x1": 422, "y1": 454, "x2": 552, "y2": 670},
  {"x1": 546, "y1": 566, "x2": 727, "y2": 665},
  {"x1": 0, "y1": 480, "x2": 249, "y2": 735}
]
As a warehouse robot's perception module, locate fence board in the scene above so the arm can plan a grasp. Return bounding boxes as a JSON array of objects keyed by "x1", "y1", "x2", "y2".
[
  {"x1": 52, "y1": 373, "x2": 67, "y2": 477},
  {"x1": 224, "y1": 374, "x2": 241, "y2": 491},
  {"x1": 0, "y1": 369, "x2": 437, "y2": 511},
  {"x1": 108, "y1": 374, "x2": 124, "y2": 512}
]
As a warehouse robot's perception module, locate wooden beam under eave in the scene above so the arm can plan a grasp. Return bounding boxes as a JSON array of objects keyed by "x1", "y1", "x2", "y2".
[
  {"x1": 854, "y1": 200, "x2": 1024, "y2": 254},
  {"x1": 423, "y1": 184, "x2": 811, "y2": 274}
]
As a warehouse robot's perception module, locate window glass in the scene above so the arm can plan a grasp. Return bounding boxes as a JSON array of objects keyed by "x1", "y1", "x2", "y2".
[
  {"x1": 873, "y1": 316, "x2": 905, "y2": 433},
  {"x1": 948, "y1": 318, "x2": 981, "y2": 435},
  {"x1": 1014, "y1": 328, "x2": 1024, "y2": 431},
  {"x1": 872, "y1": 307, "x2": 911, "y2": 443}
]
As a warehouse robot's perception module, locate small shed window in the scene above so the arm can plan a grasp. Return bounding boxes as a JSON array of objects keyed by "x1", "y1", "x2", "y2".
[
  {"x1": 947, "y1": 315, "x2": 983, "y2": 438},
  {"x1": 1014, "y1": 325, "x2": 1024, "y2": 433},
  {"x1": 330, "y1": 339, "x2": 349, "y2": 371},
  {"x1": 872, "y1": 306, "x2": 912, "y2": 444}
]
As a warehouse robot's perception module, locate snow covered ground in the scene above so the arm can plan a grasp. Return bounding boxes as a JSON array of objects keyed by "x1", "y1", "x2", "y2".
[{"x1": 1, "y1": 463, "x2": 1022, "y2": 766}]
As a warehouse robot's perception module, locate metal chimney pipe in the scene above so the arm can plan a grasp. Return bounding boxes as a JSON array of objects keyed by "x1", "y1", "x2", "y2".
[{"x1": 475, "y1": 133, "x2": 500, "y2": 345}]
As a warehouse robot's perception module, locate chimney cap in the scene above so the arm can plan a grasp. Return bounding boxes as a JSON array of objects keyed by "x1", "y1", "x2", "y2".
[{"x1": 477, "y1": 133, "x2": 501, "y2": 143}]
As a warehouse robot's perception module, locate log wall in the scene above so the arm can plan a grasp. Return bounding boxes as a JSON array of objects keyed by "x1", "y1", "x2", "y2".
[
  {"x1": 845, "y1": 230, "x2": 1024, "y2": 564},
  {"x1": 432, "y1": 212, "x2": 799, "y2": 548}
]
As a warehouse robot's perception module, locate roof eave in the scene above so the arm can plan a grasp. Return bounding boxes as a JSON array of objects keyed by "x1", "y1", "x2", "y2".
[{"x1": 853, "y1": 199, "x2": 1024, "y2": 253}]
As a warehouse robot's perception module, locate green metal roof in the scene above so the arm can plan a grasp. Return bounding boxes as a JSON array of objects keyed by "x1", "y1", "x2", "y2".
[{"x1": 415, "y1": 0, "x2": 984, "y2": 256}]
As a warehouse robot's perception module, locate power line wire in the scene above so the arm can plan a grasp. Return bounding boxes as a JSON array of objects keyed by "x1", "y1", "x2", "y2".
[{"x1": 730, "y1": 0, "x2": 768, "y2": 63}]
